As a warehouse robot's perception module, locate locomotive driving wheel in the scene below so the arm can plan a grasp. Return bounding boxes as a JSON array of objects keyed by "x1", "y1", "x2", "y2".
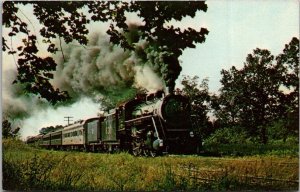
[
  {"x1": 141, "y1": 148, "x2": 158, "y2": 157},
  {"x1": 132, "y1": 138, "x2": 143, "y2": 156},
  {"x1": 148, "y1": 149, "x2": 158, "y2": 157},
  {"x1": 144, "y1": 149, "x2": 158, "y2": 157}
]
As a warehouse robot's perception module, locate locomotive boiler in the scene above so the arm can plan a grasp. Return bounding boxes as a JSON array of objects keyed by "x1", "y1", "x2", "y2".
[
  {"x1": 27, "y1": 91, "x2": 201, "y2": 156},
  {"x1": 120, "y1": 91, "x2": 198, "y2": 156}
]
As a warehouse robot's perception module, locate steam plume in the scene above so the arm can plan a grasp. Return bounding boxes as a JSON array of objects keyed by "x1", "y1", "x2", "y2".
[
  {"x1": 3, "y1": 24, "x2": 182, "y2": 133},
  {"x1": 52, "y1": 29, "x2": 169, "y2": 105},
  {"x1": 2, "y1": 69, "x2": 50, "y2": 127}
]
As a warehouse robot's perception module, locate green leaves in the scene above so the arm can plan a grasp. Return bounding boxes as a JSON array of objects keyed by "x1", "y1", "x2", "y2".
[
  {"x1": 3, "y1": 1, "x2": 208, "y2": 104},
  {"x1": 181, "y1": 76, "x2": 212, "y2": 138},
  {"x1": 214, "y1": 38, "x2": 299, "y2": 143},
  {"x1": 14, "y1": 34, "x2": 70, "y2": 104},
  {"x1": 2, "y1": 119, "x2": 20, "y2": 139}
]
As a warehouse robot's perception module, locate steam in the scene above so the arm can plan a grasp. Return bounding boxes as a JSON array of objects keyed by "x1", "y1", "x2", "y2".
[
  {"x1": 3, "y1": 69, "x2": 40, "y2": 138},
  {"x1": 2, "y1": 69, "x2": 50, "y2": 126},
  {"x1": 52, "y1": 29, "x2": 168, "y2": 104},
  {"x1": 134, "y1": 65, "x2": 164, "y2": 92},
  {"x1": 3, "y1": 23, "x2": 183, "y2": 137}
]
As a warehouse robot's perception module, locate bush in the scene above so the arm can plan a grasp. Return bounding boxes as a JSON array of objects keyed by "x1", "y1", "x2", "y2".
[
  {"x1": 2, "y1": 138, "x2": 31, "y2": 151},
  {"x1": 267, "y1": 120, "x2": 288, "y2": 141},
  {"x1": 267, "y1": 118, "x2": 299, "y2": 142},
  {"x1": 204, "y1": 127, "x2": 250, "y2": 146},
  {"x1": 203, "y1": 127, "x2": 299, "y2": 156}
]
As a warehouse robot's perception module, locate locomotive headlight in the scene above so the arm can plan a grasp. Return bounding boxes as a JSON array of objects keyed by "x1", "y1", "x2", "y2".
[{"x1": 190, "y1": 131, "x2": 194, "y2": 137}]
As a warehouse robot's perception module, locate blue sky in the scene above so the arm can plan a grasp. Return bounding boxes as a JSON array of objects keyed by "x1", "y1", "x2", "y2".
[
  {"x1": 2, "y1": 1, "x2": 299, "y2": 139},
  {"x1": 178, "y1": 0, "x2": 299, "y2": 92}
]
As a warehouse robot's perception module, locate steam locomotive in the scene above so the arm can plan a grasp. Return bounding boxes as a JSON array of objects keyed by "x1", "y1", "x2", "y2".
[{"x1": 27, "y1": 91, "x2": 201, "y2": 156}]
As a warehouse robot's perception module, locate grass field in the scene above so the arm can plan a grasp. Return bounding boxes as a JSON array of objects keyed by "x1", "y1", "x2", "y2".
[{"x1": 3, "y1": 138, "x2": 299, "y2": 191}]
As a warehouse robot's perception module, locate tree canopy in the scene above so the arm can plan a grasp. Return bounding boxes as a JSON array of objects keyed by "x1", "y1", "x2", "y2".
[
  {"x1": 212, "y1": 37, "x2": 299, "y2": 143},
  {"x1": 181, "y1": 76, "x2": 213, "y2": 138},
  {"x1": 3, "y1": 1, "x2": 209, "y2": 105}
]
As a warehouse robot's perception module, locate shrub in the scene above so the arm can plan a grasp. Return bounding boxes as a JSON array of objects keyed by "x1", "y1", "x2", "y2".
[
  {"x1": 267, "y1": 119, "x2": 289, "y2": 141},
  {"x1": 204, "y1": 127, "x2": 249, "y2": 146},
  {"x1": 267, "y1": 118, "x2": 299, "y2": 142},
  {"x1": 2, "y1": 138, "x2": 31, "y2": 151}
]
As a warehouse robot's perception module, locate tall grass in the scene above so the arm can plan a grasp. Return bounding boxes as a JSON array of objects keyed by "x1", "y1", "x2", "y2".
[
  {"x1": 203, "y1": 142, "x2": 299, "y2": 157},
  {"x1": 3, "y1": 138, "x2": 299, "y2": 191}
]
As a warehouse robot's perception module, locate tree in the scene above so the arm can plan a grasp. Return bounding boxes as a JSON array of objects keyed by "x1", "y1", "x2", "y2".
[
  {"x1": 241, "y1": 49, "x2": 283, "y2": 143},
  {"x1": 276, "y1": 37, "x2": 299, "y2": 104},
  {"x1": 181, "y1": 75, "x2": 213, "y2": 139},
  {"x1": 212, "y1": 66, "x2": 243, "y2": 127},
  {"x1": 3, "y1": 1, "x2": 209, "y2": 106},
  {"x1": 213, "y1": 38, "x2": 299, "y2": 143},
  {"x1": 275, "y1": 37, "x2": 299, "y2": 137},
  {"x1": 214, "y1": 46, "x2": 297, "y2": 144},
  {"x1": 2, "y1": 119, "x2": 20, "y2": 138}
]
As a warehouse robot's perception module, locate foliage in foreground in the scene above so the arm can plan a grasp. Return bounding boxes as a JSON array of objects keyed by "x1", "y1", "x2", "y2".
[
  {"x1": 3, "y1": 138, "x2": 299, "y2": 191},
  {"x1": 2, "y1": 119, "x2": 20, "y2": 139}
]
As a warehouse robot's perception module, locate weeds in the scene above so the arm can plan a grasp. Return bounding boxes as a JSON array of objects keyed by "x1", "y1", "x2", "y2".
[
  {"x1": 203, "y1": 142, "x2": 299, "y2": 157},
  {"x1": 2, "y1": 139, "x2": 299, "y2": 191}
]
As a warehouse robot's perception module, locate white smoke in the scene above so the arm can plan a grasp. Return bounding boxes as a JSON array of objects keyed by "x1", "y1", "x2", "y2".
[
  {"x1": 134, "y1": 65, "x2": 164, "y2": 92},
  {"x1": 3, "y1": 28, "x2": 166, "y2": 139},
  {"x1": 2, "y1": 69, "x2": 49, "y2": 120},
  {"x1": 52, "y1": 31, "x2": 165, "y2": 101}
]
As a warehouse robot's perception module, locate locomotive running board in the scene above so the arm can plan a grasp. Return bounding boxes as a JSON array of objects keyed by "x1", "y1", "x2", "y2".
[
  {"x1": 166, "y1": 129, "x2": 189, "y2": 132},
  {"x1": 125, "y1": 115, "x2": 160, "y2": 127},
  {"x1": 125, "y1": 115, "x2": 154, "y2": 124}
]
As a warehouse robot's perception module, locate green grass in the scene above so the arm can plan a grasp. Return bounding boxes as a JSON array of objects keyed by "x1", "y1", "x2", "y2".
[
  {"x1": 203, "y1": 142, "x2": 299, "y2": 157},
  {"x1": 3, "y1": 138, "x2": 299, "y2": 191}
]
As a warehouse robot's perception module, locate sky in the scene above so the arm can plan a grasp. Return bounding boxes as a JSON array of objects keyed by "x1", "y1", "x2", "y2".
[
  {"x1": 177, "y1": 0, "x2": 299, "y2": 92},
  {"x1": 2, "y1": 0, "x2": 299, "y2": 140}
]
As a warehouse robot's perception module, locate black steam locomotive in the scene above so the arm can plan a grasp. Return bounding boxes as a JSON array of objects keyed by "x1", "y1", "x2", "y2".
[{"x1": 27, "y1": 91, "x2": 201, "y2": 156}]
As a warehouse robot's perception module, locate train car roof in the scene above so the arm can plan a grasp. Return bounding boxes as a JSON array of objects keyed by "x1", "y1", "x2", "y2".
[
  {"x1": 36, "y1": 134, "x2": 43, "y2": 138},
  {"x1": 27, "y1": 134, "x2": 43, "y2": 140},
  {"x1": 43, "y1": 128, "x2": 63, "y2": 136},
  {"x1": 63, "y1": 117, "x2": 99, "y2": 131}
]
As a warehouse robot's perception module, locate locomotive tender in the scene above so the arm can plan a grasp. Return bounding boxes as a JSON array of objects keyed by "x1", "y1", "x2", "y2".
[{"x1": 27, "y1": 91, "x2": 200, "y2": 156}]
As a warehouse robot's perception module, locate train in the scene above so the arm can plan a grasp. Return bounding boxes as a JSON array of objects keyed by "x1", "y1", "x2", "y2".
[{"x1": 26, "y1": 91, "x2": 202, "y2": 156}]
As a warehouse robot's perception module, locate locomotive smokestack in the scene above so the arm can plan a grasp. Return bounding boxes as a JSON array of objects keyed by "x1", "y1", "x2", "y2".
[{"x1": 165, "y1": 86, "x2": 174, "y2": 95}]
